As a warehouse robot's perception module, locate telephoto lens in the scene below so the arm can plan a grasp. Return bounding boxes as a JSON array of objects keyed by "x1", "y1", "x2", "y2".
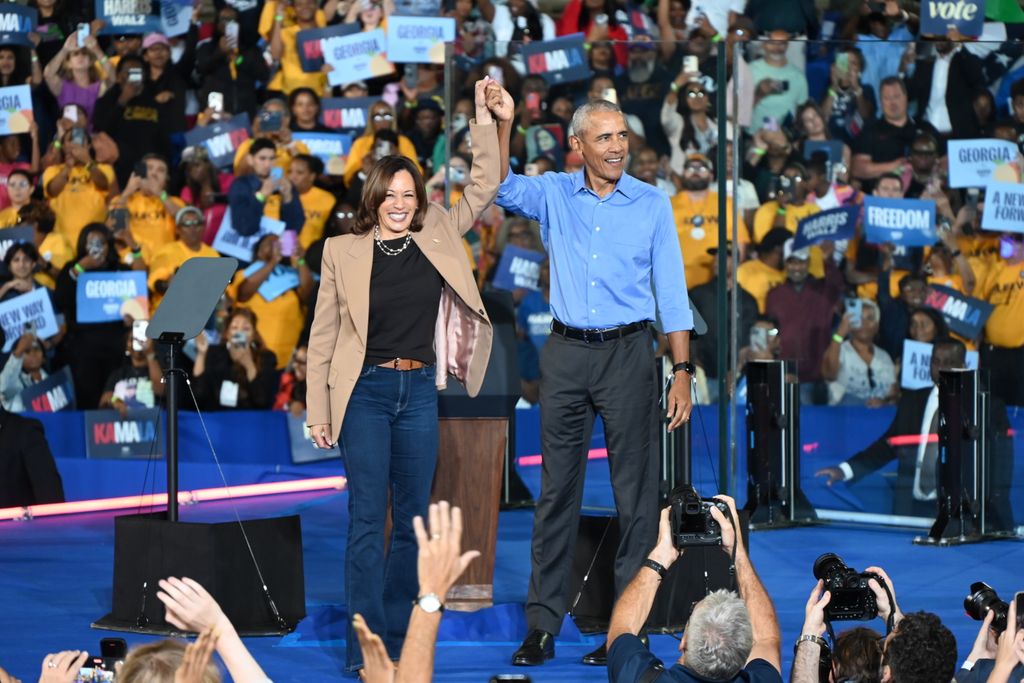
[
  {"x1": 964, "y1": 582, "x2": 1008, "y2": 633},
  {"x1": 812, "y1": 553, "x2": 880, "y2": 621}
]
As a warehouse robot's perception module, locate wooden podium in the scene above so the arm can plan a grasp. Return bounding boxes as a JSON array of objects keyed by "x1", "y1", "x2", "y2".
[{"x1": 431, "y1": 417, "x2": 508, "y2": 610}]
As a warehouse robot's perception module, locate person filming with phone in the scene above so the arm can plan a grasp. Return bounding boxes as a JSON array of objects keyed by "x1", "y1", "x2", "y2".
[
  {"x1": 227, "y1": 138, "x2": 305, "y2": 237},
  {"x1": 107, "y1": 154, "x2": 185, "y2": 262},
  {"x1": 42, "y1": 126, "x2": 116, "y2": 247}
]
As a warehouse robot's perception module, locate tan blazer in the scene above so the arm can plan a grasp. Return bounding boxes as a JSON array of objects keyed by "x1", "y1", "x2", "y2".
[{"x1": 306, "y1": 121, "x2": 500, "y2": 443}]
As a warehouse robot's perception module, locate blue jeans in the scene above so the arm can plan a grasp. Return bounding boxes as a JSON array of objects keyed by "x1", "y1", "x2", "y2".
[{"x1": 339, "y1": 364, "x2": 438, "y2": 672}]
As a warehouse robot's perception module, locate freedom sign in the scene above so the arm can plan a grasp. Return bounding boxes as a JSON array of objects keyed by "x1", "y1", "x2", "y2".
[
  {"x1": 0, "y1": 84, "x2": 33, "y2": 135},
  {"x1": 85, "y1": 409, "x2": 162, "y2": 459},
  {"x1": 521, "y1": 34, "x2": 592, "y2": 85},
  {"x1": 20, "y1": 366, "x2": 75, "y2": 412},
  {"x1": 212, "y1": 210, "x2": 286, "y2": 262},
  {"x1": 76, "y1": 271, "x2": 148, "y2": 324},
  {"x1": 297, "y1": 23, "x2": 360, "y2": 72},
  {"x1": 491, "y1": 245, "x2": 545, "y2": 292},
  {"x1": 924, "y1": 284, "x2": 994, "y2": 340},
  {"x1": 0, "y1": 224, "x2": 34, "y2": 278},
  {"x1": 323, "y1": 29, "x2": 394, "y2": 87},
  {"x1": 321, "y1": 96, "x2": 376, "y2": 133},
  {"x1": 920, "y1": 0, "x2": 984, "y2": 36},
  {"x1": 0, "y1": 288, "x2": 59, "y2": 352},
  {"x1": 293, "y1": 132, "x2": 352, "y2": 175},
  {"x1": 792, "y1": 206, "x2": 858, "y2": 250},
  {"x1": 94, "y1": 0, "x2": 162, "y2": 35},
  {"x1": 981, "y1": 181, "x2": 1024, "y2": 234},
  {"x1": 183, "y1": 113, "x2": 252, "y2": 170},
  {"x1": 386, "y1": 16, "x2": 455, "y2": 64},
  {"x1": 0, "y1": 5, "x2": 37, "y2": 48},
  {"x1": 863, "y1": 196, "x2": 937, "y2": 247},
  {"x1": 948, "y1": 139, "x2": 1016, "y2": 188}
]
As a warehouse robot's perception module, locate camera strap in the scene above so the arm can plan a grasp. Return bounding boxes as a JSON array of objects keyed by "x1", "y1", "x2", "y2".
[{"x1": 638, "y1": 661, "x2": 665, "y2": 683}]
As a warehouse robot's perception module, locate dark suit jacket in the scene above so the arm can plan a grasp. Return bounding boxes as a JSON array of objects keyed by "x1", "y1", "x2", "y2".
[
  {"x1": 0, "y1": 409, "x2": 64, "y2": 508},
  {"x1": 906, "y1": 49, "x2": 986, "y2": 140}
]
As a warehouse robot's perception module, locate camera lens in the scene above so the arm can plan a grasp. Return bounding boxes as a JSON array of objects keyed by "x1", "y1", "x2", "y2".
[
  {"x1": 964, "y1": 582, "x2": 1008, "y2": 633},
  {"x1": 812, "y1": 552, "x2": 846, "y2": 582}
]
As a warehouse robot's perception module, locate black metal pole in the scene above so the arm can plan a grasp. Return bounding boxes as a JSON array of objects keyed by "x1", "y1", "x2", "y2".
[
  {"x1": 165, "y1": 343, "x2": 179, "y2": 522},
  {"x1": 715, "y1": 39, "x2": 729, "y2": 495}
]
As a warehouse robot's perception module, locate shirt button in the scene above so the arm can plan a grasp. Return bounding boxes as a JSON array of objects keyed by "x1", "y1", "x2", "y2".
[
  {"x1": 591, "y1": 280, "x2": 596, "y2": 286},
  {"x1": 595, "y1": 226, "x2": 601, "y2": 232},
  {"x1": 592, "y1": 254, "x2": 598, "y2": 259},
  {"x1": 591, "y1": 309, "x2": 596, "y2": 314}
]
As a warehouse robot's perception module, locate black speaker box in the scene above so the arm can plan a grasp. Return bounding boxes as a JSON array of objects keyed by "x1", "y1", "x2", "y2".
[
  {"x1": 94, "y1": 512, "x2": 306, "y2": 636},
  {"x1": 569, "y1": 512, "x2": 750, "y2": 633}
]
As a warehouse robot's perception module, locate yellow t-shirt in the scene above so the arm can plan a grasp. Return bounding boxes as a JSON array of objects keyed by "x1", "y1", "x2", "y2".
[
  {"x1": 43, "y1": 163, "x2": 116, "y2": 245},
  {"x1": 343, "y1": 133, "x2": 422, "y2": 184},
  {"x1": 148, "y1": 240, "x2": 222, "y2": 310},
  {"x1": 35, "y1": 231, "x2": 73, "y2": 289},
  {"x1": 297, "y1": 186, "x2": 335, "y2": 249},
  {"x1": 229, "y1": 268, "x2": 305, "y2": 369},
  {"x1": 259, "y1": 2, "x2": 329, "y2": 92},
  {"x1": 278, "y1": 24, "x2": 328, "y2": 96},
  {"x1": 736, "y1": 258, "x2": 785, "y2": 313},
  {"x1": 124, "y1": 193, "x2": 184, "y2": 256},
  {"x1": 670, "y1": 190, "x2": 746, "y2": 290},
  {"x1": 752, "y1": 200, "x2": 825, "y2": 279},
  {"x1": 0, "y1": 206, "x2": 20, "y2": 228},
  {"x1": 232, "y1": 139, "x2": 311, "y2": 176},
  {"x1": 979, "y1": 259, "x2": 1024, "y2": 348}
]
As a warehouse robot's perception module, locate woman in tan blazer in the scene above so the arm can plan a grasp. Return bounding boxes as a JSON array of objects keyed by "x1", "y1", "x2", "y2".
[{"x1": 305, "y1": 77, "x2": 512, "y2": 674}]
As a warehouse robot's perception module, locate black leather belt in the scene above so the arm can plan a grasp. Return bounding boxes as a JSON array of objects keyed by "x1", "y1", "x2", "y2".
[{"x1": 551, "y1": 319, "x2": 649, "y2": 343}]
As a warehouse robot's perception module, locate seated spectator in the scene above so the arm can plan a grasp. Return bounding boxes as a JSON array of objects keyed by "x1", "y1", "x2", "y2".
[
  {"x1": 286, "y1": 154, "x2": 333, "y2": 249},
  {"x1": 0, "y1": 127, "x2": 38, "y2": 211},
  {"x1": 606, "y1": 496, "x2": 782, "y2": 683},
  {"x1": 269, "y1": 0, "x2": 328, "y2": 96},
  {"x1": 344, "y1": 100, "x2": 421, "y2": 186},
  {"x1": 53, "y1": 224, "x2": 132, "y2": 409},
  {"x1": 0, "y1": 333, "x2": 49, "y2": 413},
  {"x1": 231, "y1": 233, "x2": 313, "y2": 369},
  {"x1": 749, "y1": 30, "x2": 808, "y2": 134},
  {"x1": 17, "y1": 202, "x2": 70, "y2": 290},
  {"x1": 98, "y1": 332, "x2": 164, "y2": 416},
  {"x1": 876, "y1": 262, "x2": 928, "y2": 362},
  {"x1": 752, "y1": 161, "x2": 827, "y2": 279},
  {"x1": 288, "y1": 87, "x2": 330, "y2": 133},
  {"x1": 178, "y1": 147, "x2": 232, "y2": 243},
  {"x1": 274, "y1": 345, "x2": 307, "y2": 416},
  {"x1": 42, "y1": 128, "x2": 116, "y2": 247},
  {"x1": 0, "y1": 169, "x2": 36, "y2": 227},
  {"x1": 108, "y1": 154, "x2": 185, "y2": 260},
  {"x1": 0, "y1": 403, "x2": 64, "y2": 507},
  {"x1": 805, "y1": 155, "x2": 861, "y2": 213},
  {"x1": 195, "y1": 5, "x2": 269, "y2": 118},
  {"x1": 479, "y1": 0, "x2": 554, "y2": 58},
  {"x1": 907, "y1": 308, "x2": 948, "y2": 346},
  {"x1": 192, "y1": 308, "x2": 278, "y2": 411},
  {"x1": 736, "y1": 315, "x2": 790, "y2": 392},
  {"x1": 0, "y1": 242, "x2": 52, "y2": 304},
  {"x1": 449, "y1": 0, "x2": 496, "y2": 60},
  {"x1": 617, "y1": 42, "x2": 673, "y2": 156},
  {"x1": 407, "y1": 98, "x2": 445, "y2": 178},
  {"x1": 556, "y1": 0, "x2": 629, "y2": 67},
  {"x1": 142, "y1": 33, "x2": 189, "y2": 135},
  {"x1": 107, "y1": 32, "x2": 143, "y2": 71},
  {"x1": 40, "y1": 103, "x2": 119, "y2": 170},
  {"x1": 737, "y1": 227, "x2": 788, "y2": 313},
  {"x1": 855, "y1": 4, "x2": 914, "y2": 99},
  {"x1": 42, "y1": 32, "x2": 111, "y2": 126},
  {"x1": 714, "y1": 141, "x2": 761, "y2": 229},
  {"x1": 0, "y1": 45, "x2": 42, "y2": 90},
  {"x1": 977, "y1": 232, "x2": 1024, "y2": 407},
  {"x1": 902, "y1": 132, "x2": 943, "y2": 199},
  {"x1": 927, "y1": 236, "x2": 975, "y2": 296},
  {"x1": 629, "y1": 146, "x2": 675, "y2": 196},
  {"x1": 232, "y1": 99, "x2": 311, "y2": 176},
  {"x1": 795, "y1": 101, "x2": 851, "y2": 173},
  {"x1": 745, "y1": 126, "x2": 797, "y2": 203},
  {"x1": 821, "y1": 46, "x2": 876, "y2": 145},
  {"x1": 663, "y1": 77, "x2": 717, "y2": 177},
  {"x1": 94, "y1": 54, "x2": 171, "y2": 188},
  {"x1": 148, "y1": 207, "x2": 221, "y2": 308},
  {"x1": 341, "y1": 0, "x2": 388, "y2": 32},
  {"x1": 822, "y1": 298, "x2": 897, "y2": 407},
  {"x1": 227, "y1": 138, "x2": 305, "y2": 238}
]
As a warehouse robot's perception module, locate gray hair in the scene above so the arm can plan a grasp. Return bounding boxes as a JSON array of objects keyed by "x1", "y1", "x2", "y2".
[
  {"x1": 683, "y1": 589, "x2": 753, "y2": 680},
  {"x1": 570, "y1": 99, "x2": 623, "y2": 139}
]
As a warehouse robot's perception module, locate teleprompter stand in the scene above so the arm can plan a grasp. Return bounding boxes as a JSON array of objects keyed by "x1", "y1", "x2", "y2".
[{"x1": 94, "y1": 258, "x2": 306, "y2": 636}]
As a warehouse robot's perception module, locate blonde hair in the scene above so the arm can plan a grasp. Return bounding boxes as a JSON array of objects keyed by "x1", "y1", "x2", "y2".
[{"x1": 117, "y1": 639, "x2": 220, "y2": 683}]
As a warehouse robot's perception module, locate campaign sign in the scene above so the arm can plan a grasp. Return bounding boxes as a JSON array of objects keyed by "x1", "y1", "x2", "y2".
[
  {"x1": 297, "y1": 23, "x2": 360, "y2": 72},
  {"x1": 804, "y1": 139, "x2": 843, "y2": 166},
  {"x1": 924, "y1": 284, "x2": 994, "y2": 340},
  {"x1": 0, "y1": 288, "x2": 59, "y2": 352},
  {"x1": 948, "y1": 139, "x2": 1016, "y2": 188},
  {"x1": 981, "y1": 181, "x2": 1024, "y2": 234},
  {"x1": 242, "y1": 260, "x2": 299, "y2": 302},
  {"x1": 0, "y1": 5, "x2": 38, "y2": 48},
  {"x1": 793, "y1": 206, "x2": 858, "y2": 250},
  {"x1": 288, "y1": 413, "x2": 338, "y2": 463},
  {"x1": 75, "y1": 271, "x2": 148, "y2": 324},
  {"x1": 521, "y1": 34, "x2": 592, "y2": 85},
  {"x1": 386, "y1": 16, "x2": 455, "y2": 64},
  {"x1": 901, "y1": 339, "x2": 936, "y2": 390},
  {"x1": 320, "y1": 96, "x2": 376, "y2": 134},
  {"x1": 160, "y1": 0, "x2": 192, "y2": 37},
  {"x1": 293, "y1": 132, "x2": 353, "y2": 175},
  {"x1": 183, "y1": 113, "x2": 252, "y2": 170},
  {"x1": 863, "y1": 196, "x2": 937, "y2": 247},
  {"x1": 323, "y1": 29, "x2": 393, "y2": 87},
  {"x1": 0, "y1": 224, "x2": 34, "y2": 278},
  {"x1": 920, "y1": 0, "x2": 984, "y2": 36},
  {"x1": 0, "y1": 85, "x2": 33, "y2": 135},
  {"x1": 392, "y1": 0, "x2": 442, "y2": 16},
  {"x1": 95, "y1": 0, "x2": 162, "y2": 35},
  {"x1": 85, "y1": 408, "x2": 162, "y2": 459},
  {"x1": 492, "y1": 245, "x2": 545, "y2": 292},
  {"x1": 213, "y1": 210, "x2": 286, "y2": 262},
  {"x1": 20, "y1": 366, "x2": 75, "y2": 412}
]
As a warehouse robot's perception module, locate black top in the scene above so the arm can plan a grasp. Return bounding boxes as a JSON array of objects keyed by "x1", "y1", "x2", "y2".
[
  {"x1": 0, "y1": 409, "x2": 64, "y2": 507},
  {"x1": 191, "y1": 344, "x2": 279, "y2": 411},
  {"x1": 365, "y1": 237, "x2": 442, "y2": 365},
  {"x1": 852, "y1": 116, "x2": 940, "y2": 164}
]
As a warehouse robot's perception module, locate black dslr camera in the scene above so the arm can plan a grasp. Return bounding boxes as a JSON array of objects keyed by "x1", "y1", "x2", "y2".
[
  {"x1": 964, "y1": 582, "x2": 1009, "y2": 633},
  {"x1": 668, "y1": 484, "x2": 730, "y2": 549},
  {"x1": 813, "y1": 553, "x2": 882, "y2": 621}
]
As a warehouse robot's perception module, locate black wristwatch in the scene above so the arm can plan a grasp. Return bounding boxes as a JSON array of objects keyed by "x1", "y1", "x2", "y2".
[{"x1": 673, "y1": 361, "x2": 696, "y2": 376}]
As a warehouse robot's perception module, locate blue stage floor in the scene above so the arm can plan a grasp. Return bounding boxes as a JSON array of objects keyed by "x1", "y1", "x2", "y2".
[{"x1": 1, "y1": 484, "x2": 1022, "y2": 682}]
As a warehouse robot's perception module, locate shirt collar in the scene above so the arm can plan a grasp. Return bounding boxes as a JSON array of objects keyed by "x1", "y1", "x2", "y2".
[{"x1": 571, "y1": 168, "x2": 636, "y2": 199}]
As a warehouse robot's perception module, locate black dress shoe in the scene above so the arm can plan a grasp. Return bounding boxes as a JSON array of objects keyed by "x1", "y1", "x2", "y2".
[
  {"x1": 582, "y1": 633, "x2": 649, "y2": 666},
  {"x1": 512, "y1": 629, "x2": 554, "y2": 666}
]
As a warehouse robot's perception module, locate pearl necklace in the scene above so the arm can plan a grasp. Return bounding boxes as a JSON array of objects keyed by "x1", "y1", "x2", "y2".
[{"x1": 374, "y1": 225, "x2": 413, "y2": 256}]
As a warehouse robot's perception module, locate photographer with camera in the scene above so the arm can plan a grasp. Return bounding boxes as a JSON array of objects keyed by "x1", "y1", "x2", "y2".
[
  {"x1": 606, "y1": 494, "x2": 782, "y2": 683},
  {"x1": 957, "y1": 584, "x2": 1024, "y2": 683}
]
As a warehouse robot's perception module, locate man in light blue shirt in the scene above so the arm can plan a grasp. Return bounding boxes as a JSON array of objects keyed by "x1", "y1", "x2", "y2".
[{"x1": 496, "y1": 99, "x2": 696, "y2": 667}]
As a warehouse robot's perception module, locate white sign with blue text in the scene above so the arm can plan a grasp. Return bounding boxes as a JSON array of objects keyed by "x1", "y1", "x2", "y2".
[
  {"x1": 981, "y1": 181, "x2": 1024, "y2": 234},
  {"x1": 948, "y1": 139, "x2": 1017, "y2": 188}
]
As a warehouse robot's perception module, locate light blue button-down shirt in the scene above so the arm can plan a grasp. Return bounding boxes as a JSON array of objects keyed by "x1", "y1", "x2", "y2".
[{"x1": 496, "y1": 170, "x2": 693, "y2": 333}]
